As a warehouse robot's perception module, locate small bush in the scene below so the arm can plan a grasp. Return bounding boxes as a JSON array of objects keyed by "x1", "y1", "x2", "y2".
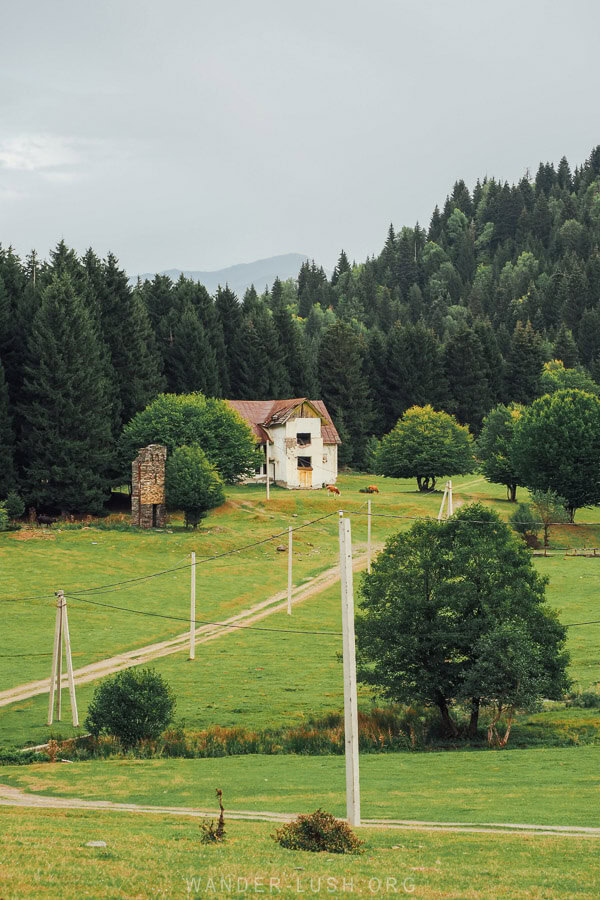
[
  {"x1": 4, "y1": 491, "x2": 25, "y2": 521},
  {"x1": 85, "y1": 668, "x2": 176, "y2": 749},
  {"x1": 565, "y1": 691, "x2": 600, "y2": 709},
  {"x1": 0, "y1": 503, "x2": 8, "y2": 532},
  {"x1": 509, "y1": 502, "x2": 539, "y2": 547},
  {"x1": 273, "y1": 809, "x2": 364, "y2": 854}
]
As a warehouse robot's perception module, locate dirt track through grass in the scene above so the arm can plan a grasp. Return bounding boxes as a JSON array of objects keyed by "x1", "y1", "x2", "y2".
[{"x1": 0, "y1": 547, "x2": 377, "y2": 709}]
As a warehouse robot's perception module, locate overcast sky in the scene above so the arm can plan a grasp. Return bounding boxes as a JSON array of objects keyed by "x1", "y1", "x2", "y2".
[{"x1": 0, "y1": 0, "x2": 598, "y2": 276}]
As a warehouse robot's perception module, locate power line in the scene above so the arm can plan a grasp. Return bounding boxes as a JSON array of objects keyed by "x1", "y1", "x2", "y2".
[
  {"x1": 64, "y1": 593, "x2": 342, "y2": 637},
  {"x1": 0, "y1": 512, "x2": 337, "y2": 603}
]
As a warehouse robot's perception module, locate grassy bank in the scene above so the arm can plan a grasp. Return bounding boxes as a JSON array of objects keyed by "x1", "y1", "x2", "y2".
[
  {"x1": 2, "y1": 747, "x2": 599, "y2": 826},
  {"x1": 1, "y1": 806, "x2": 598, "y2": 899}
]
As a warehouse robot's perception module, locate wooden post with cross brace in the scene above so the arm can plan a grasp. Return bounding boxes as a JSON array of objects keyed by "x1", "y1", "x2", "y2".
[{"x1": 47, "y1": 591, "x2": 78, "y2": 727}]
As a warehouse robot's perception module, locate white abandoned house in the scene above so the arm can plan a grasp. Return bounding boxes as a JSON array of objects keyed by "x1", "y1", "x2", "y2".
[{"x1": 226, "y1": 398, "x2": 340, "y2": 489}]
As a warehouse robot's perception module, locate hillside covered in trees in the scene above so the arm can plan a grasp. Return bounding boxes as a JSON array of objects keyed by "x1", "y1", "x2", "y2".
[{"x1": 2, "y1": 145, "x2": 600, "y2": 511}]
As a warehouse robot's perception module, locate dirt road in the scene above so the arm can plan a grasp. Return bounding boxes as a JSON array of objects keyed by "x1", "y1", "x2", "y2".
[{"x1": 0, "y1": 549, "x2": 377, "y2": 709}]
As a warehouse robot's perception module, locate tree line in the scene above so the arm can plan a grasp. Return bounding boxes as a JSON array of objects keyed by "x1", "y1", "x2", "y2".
[{"x1": 3, "y1": 145, "x2": 600, "y2": 512}]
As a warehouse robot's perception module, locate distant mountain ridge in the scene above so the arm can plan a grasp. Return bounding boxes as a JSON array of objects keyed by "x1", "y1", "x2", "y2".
[{"x1": 132, "y1": 252, "x2": 314, "y2": 297}]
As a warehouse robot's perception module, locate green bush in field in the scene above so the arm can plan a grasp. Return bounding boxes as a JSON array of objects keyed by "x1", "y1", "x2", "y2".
[
  {"x1": 273, "y1": 809, "x2": 364, "y2": 854},
  {"x1": 509, "y1": 502, "x2": 540, "y2": 547},
  {"x1": 85, "y1": 668, "x2": 176, "y2": 749},
  {"x1": 165, "y1": 444, "x2": 225, "y2": 528},
  {"x1": 0, "y1": 503, "x2": 8, "y2": 531},
  {"x1": 4, "y1": 491, "x2": 25, "y2": 520}
]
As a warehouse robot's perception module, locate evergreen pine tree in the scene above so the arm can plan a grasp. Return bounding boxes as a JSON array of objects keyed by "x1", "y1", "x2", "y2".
[
  {"x1": 318, "y1": 320, "x2": 373, "y2": 465},
  {"x1": 444, "y1": 327, "x2": 490, "y2": 429},
  {"x1": 0, "y1": 355, "x2": 16, "y2": 495},
  {"x1": 100, "y1": 253, "x2": 164, "y2": 426},
  {"x1": 504, "y1": 321, "x2": 544, "y2": 404},
  {"x1": 164, "y1": 301, "x2": 219, "y2": 395},
  {"x1": 215, "y1": 285, "x2": 242, "y2": 390},
  {"x1": 19, "y1": 273, "x2": 113, "y2": 513},
  {"x1": 553, "y1": 323, "x2": 579, "y2": 368},
  {"x1": 382, "y1": 323, "x2": 447, "y2": 431}
]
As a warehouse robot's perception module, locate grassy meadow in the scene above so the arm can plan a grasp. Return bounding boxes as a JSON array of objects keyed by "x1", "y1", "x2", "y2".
[
  {"x1": 2, "y1": 473, "x2": 600, "y2": 748},
  {"x1": 2, "y1": 806, "x2": 599, "y2": 900},
  {"x1": 2, "y1": 747, "x2": 600, "y2": 825}
]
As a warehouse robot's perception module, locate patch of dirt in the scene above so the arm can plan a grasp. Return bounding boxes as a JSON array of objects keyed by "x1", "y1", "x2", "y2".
[{"x1": 14, "y1": 530, "x2": 56, "y2": 541}]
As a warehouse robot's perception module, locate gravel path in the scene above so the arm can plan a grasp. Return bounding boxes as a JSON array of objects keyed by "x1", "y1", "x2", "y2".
[
  {"x1": 0, "y1": 784, "x2": 598, "y2": 838},
  {"x1": 0, "y1": 549, "x2": 376, "y2": 709}
]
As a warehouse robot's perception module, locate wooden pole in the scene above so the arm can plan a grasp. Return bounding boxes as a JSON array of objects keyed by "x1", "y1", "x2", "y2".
[
  {"x1": 56, "y1": 596, "x2": 63, "y2": 720},
  {"x1": 265, "y1": 440, "x2": 270, "y2": 501},
  {"x1": 47, "y1": 593, "x2": 62, "y2": 725},
  {"x1": 61, "y1": 595, "x2": 79, "y2": 727},
  {"x1": 448, "y1": 480, "x2": 453, "y2": 517},
  {"x1": 189, "y1": 551, "x2": 196, "y2": 659},
  {"x1": 367, "y1": 499, "x2": 372, "y2": 574},
  {"x1": 287, "y1": 526, "x2": 292, "y2": 615},
  {"x1": 338, "y1": 514, "x2": 361, "y2": 827},
  {"x1": 437, "y1": 482, "x2": 448, "y2": 521}
]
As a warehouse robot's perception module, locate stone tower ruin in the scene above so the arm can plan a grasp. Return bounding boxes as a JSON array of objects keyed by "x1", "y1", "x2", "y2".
[{"x1": 131, "y1": 444, "x2": 167, "y2": 528}]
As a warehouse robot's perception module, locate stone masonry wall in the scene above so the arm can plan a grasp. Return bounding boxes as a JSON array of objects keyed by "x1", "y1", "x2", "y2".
[{"x1": 131, "y1": 444, "x2": 167, "y2": 528}]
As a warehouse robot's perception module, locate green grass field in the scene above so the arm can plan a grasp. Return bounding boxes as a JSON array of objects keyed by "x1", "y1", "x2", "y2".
[
  {"x1": 2, "y1": 473, "x2": 600, "y2": 748},
  {"x1": 2, "y1": 746, "x2": 600, "y2": 825},
  {"x1": 2, "y1": 806, "x2": 598, "y2": 900}
]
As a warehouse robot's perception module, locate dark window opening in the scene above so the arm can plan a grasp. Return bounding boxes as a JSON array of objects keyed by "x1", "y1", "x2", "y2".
[
  {"x1": 297, "y1": 456, "x2": 312, "y2": 469},
  {"x1": 152, "y1": 504, "x2": 158, "y2": 527},
  {"x1": 297, "y1": 432, "x2": 311, "y2": 447}
]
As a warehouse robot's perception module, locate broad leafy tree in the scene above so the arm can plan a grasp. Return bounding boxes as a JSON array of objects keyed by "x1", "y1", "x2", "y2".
[
  {"x1": 512, "y1": 389, "x2": 600, "y2": 521},
  {"x1": 477, "y1": 404, "x2": 522, "y2": 501},
  {"x1": 120, "y1": 392, "x2": 262, "y2": 483},
  {"x1": 376, "y1": 405, "x2": 474, "y2": 492},
  {"x1": 530, "y1": 489, "x2": 570, "y2": 547},
  {"x1": 166, "y1": 445, "x2": 225, "y2": 528},
  {"x1": 356, "y1": 504, "x2": 569, "y2": 740}
]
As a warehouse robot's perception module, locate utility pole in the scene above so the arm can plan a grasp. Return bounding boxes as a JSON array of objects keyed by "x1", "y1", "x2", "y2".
[
  {"x1": 47, "y1": 591, "x2": 78, "y2": 727},
  {"x1": 338, "y1": 514, "x2": 361, "y2": 826},
  {"x1": 287, "y1": 526, "x2": 292, "y2": 615},
  {"x1": 189, "y1": 551, "x2": 196, "y2": 660},
  {"x1": 437, "y1": 481, "x2": 454, "y2": 520},
  {"x1": 265, "y1": 440, "x2": 270, "y2": 501},
  {"x1": 367, "y1": 499, "x2": 372, "y2": 574}
]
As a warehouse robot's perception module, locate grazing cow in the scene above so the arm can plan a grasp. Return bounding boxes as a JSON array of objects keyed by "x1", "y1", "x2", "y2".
[
  {"x1": 36, "y1": 514, "x2": 56, "y2": 527},
  {"x1": 326, "y1": 484, "x2": 340, "y2": 496},
  {"x1": 366, "y1": 485, "x2": 379, "y2": 494}
]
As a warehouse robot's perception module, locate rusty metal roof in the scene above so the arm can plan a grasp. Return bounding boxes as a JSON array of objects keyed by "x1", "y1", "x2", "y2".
[{"x1": 225, "y1": 399, "x2": 341, "y2": 444}]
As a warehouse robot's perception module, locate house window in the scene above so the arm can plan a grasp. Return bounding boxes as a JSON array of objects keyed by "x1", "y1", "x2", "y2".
[
  {"x1": 297, "y1": 432, "x2": 311, "y2": 446},
  {"x1": 255, "y1": 444, "x2": 267, "y2": 475},
  {"x1": 297, "y1": 456, "x2": 312, "y2": 469}
]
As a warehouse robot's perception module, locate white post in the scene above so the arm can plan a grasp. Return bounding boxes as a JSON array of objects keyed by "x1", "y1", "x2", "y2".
[
  {"x1": 189, "y1": 551, "x2": 196, "y2": 659},
  {"x1": 265, "y1": 440, "x2": 270, "y2": 501},
  {"x1": 287, "y1": 526, "x2": 292, "y2": 615},
  {"x1": 47, "y1": 594, "x2": 62, "y2": 725},
  {"x1": 56, "y1": 597, "x2": 63, "y2": 720},
  {"x1": 437, "y1": 482, "x2": 449, "y2": 521},
  {"x1": 448, "y1": 480, "x2": 453, "y2": 517},
  {"x1": 367, "y1": 499, "x2": 372, "y2": 574},
  {"x1": 61, "y1": 595, "x2": 79, "y2": 727},
  {"x1": 338, "y1": 515, "x2": 361, "y2": 827}
]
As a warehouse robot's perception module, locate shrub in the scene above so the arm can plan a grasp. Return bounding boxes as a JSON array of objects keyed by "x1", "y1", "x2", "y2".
[
  {"x1": 565, "y1": 691, "x2": 600, "y2": 709},
  {"x1": 4, "y1": 491, "x2": 25, "y2": 520},
  {"x1": 0, "y1": 503, "x2": 8, "y2": 531},
  {"x1": 85, "y1": 668, "x2": 176, "y2": 748},
  {"x1": 509, "y1": 502, "x2": 540, "y2": 547},
  {"x1": 273, "y1": 809, "x2": 364, "y2": 854}
]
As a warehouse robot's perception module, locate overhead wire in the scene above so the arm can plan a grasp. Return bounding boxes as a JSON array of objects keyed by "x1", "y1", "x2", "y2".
[{"x1": 64, "y1": 592, "x2": 342, "y2": 636}]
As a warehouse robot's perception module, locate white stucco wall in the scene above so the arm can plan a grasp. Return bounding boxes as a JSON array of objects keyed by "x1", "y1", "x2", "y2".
[{"x1": 244, "y1": 417, "x2": 338, "y2": 489}]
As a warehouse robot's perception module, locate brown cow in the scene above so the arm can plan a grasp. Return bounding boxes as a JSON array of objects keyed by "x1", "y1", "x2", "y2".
[
  {"x1": 326, "y1": 485, "x2": 341, "y2": 495},
  {"x1": 366, "y1": 485, "x2": 379, "y2": 494}
]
